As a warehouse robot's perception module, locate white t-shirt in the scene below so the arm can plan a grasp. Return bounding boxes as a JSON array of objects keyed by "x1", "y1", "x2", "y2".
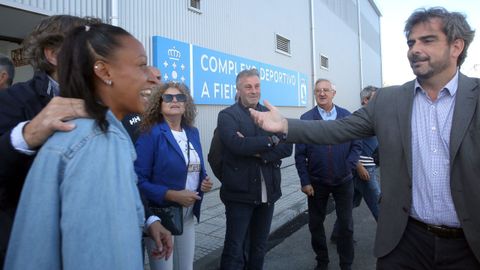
[{"x1": 171, "y1": 129, "x2": 201, "y2": 191}]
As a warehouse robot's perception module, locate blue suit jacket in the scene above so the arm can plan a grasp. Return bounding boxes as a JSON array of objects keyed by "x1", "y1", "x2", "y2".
[{"x1": 134, "y1": 122, "x2": 207, "y2": 221}]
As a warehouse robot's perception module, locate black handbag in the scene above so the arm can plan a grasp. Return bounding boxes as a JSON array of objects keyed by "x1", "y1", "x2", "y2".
[
  {"x1": 148, "y1": 137, "x2": 193, "y2": 236},
  {"x1": 149, "y1": 203, "x2": 183, "y2": 235}
]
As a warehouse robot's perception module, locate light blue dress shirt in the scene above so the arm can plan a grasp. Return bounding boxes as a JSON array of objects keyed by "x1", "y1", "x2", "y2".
[
  {"x1": 317, "y1": 105, "x2": 337, "y2": 121},
  {"x1": 5, "y1": 111, "x2": 145, "y2": 270},
  {"x1": 410, "y1": 71, "x2": 460, "y2": 227},
  {"x1": 47, "y1": 75, "x2": 60, "y2": 96}
]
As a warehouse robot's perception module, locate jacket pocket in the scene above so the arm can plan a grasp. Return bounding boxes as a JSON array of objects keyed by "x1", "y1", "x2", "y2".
[{"x1": 223, "y1": 165, "x2": 249, "y2": 192}]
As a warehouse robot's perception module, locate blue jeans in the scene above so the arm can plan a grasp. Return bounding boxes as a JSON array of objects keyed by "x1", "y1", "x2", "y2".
[
  {"x1": 309, "y1": 180, "x2": 354, "y2": 269},
  {"x1": 332, "y1": 167, "x2": 380, "y2": 242},
  {"x1": 220, "y1": 201, "x2": 274, "y2": 270},
  {"x1": 352, "y1": 166, "x2": 380, "y2": 220}
]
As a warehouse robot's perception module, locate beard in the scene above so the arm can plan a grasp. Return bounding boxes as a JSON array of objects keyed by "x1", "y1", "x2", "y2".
[{"x1": 409, "y1": 50, "x2": 452, "y2": 80}]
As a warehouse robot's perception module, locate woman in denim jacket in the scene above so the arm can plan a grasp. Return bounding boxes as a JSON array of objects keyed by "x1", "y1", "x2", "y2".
[
  {"x1": 135, "y1": 82, "x2": 213, "y2": 270},
  {"x1": 5, "y1": 23, "x2": 164, "y2": 270}
]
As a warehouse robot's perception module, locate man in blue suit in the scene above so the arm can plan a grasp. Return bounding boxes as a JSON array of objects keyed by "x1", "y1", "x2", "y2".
[
  {"x1": 218, "y1": 69, "x2": 292, "y2": 270},
  {"x1": 295, "y1": 79, "x2": 361, "y2": 270}
]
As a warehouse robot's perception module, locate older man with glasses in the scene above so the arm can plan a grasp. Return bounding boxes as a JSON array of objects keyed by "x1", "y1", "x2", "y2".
[{"x1": 294, "y1": 78, "x2": 361, "y2": 270}]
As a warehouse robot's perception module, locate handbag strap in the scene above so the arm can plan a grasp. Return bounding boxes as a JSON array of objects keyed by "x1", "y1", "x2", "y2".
[{"x1": 186, "y1": 136, "x2": 190, "y2": 169}]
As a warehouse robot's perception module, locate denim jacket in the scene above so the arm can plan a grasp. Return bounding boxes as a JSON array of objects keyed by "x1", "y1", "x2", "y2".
[{"x1": 5, "y1": 111, "x2": 144, "y2": 270}]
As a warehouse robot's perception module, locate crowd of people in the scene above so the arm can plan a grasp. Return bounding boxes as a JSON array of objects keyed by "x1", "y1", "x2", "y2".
[
  {"x1": 0, "y1": 5, "x2": 479, "y2": 270},
  {"x1": 250, "y1": 6, "x2": 479, "y2": 270}
]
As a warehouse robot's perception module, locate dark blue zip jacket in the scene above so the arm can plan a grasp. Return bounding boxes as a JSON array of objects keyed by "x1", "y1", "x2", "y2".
[{"x1": 294, "y1": 105, "x2": 361, "y2": 186}]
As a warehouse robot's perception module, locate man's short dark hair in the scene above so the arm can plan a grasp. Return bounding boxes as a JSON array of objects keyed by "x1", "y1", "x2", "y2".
[
  {"x1": 0, "y1": 54, "x2": 15, "y2": 86},
  {"x1": 404, "y1": 7, "x2": 475, "y2": 67}
]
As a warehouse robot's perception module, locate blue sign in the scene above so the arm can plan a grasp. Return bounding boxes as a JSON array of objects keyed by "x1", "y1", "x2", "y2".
[{"x1": 153, "y1": 36, "x2": 308, "y2": 107}]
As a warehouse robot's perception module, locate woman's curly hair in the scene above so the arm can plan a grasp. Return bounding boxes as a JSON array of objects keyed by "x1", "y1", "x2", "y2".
[{"x1": 140, "y1": 81, "x2": 197, "y2": 132}]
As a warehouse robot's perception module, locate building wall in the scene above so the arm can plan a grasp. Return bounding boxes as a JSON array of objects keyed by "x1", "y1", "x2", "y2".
[
  {"x1": 118, "y1": 0, "x2": 314, "y2": 173},
  {"x1": 315, "y1": 0, "x2": 362, "y2": 112},
  {"x1": 2, "y1": 0, "x2": 109, "y2": 18},
  {"x1": 0, "y1": 0, "x2": 382, "y2": 182},
  {"x1": 0, "y1": 40, "x2": 33, "y2": 84},
  {"x1": 360, "y1": 0, "x2": 382, "y2": 91},
  {"x1": 2, "y1": 0, "x2": 110, "y2": 17},
  {"x1": 0, "y1": 0, "x2": 110, "y2": 82}
]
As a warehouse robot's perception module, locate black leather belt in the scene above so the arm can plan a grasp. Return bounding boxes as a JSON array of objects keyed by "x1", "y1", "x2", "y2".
[{"x1": 409, "y1": 217, "x2": 464, "y2": 239}]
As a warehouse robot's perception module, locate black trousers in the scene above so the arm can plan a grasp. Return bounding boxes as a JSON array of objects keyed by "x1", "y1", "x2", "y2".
[
  {"x1": 308, "y1": 180, "x2": 354, "y2": 270},
  {"x1": 377, "y1": 218, "x2": 480, "y2": 270},
  {"x1": 220, "y1": 201, "x2": 274, "y2": 270},
  {"x1": 0, "y1": 208, "x2": 14, "y2": 268}
]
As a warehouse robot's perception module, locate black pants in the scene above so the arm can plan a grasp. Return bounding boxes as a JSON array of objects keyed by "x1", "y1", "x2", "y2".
[
  {"x1": 0, "y1": 208, "x2": 14, "y2": 268},
  {"x1": 308, "y1": 180, "x2": 354, "y2": 270},
  {"x1": 220, "y1": 201, "x2": 274, "y2": 270},
  {"x1": 377, "y1": 218, "x2": 480, "y2": 269}
]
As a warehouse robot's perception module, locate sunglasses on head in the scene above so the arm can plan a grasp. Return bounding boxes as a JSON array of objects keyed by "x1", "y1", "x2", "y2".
[{"x1": 162, "y1": 93, "x2": 187, "y2": 103}]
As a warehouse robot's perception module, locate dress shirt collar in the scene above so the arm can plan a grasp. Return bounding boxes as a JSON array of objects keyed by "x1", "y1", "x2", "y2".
[
  {"x1": 414, "y1": 70, "x2": 459, "y2": 97},
  {"x1": 317, "y1": 105, "x2": 337, "y2": 120},
  {"x1": 47, "y1": 75, "x2": 60, "y2": 97}
]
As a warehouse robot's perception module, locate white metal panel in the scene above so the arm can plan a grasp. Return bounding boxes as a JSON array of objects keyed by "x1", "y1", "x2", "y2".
[
  {"x1": 360, "y1": 0, "x2": 382, "y2": 88},
  {"x1": 315, "y1": 0, "x2": 362, "y2": 112},
  {"x1": 1, "y1": 0, "x2": 382, "y2": 179},
  {"x1": 2, "y1": 0, "x2": 109, "y2": 20},
  {"x1": 117, "y1": 0, "x2": 315, "y2": 173}
]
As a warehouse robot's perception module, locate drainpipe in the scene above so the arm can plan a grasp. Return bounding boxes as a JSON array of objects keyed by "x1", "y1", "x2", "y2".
[
  {"x1": 310, "y1": 0, "x2": 317, "y2": 104},
  {"x1": 110, "y1": 0, "x2": 119, "y2": 26},
  {"x1": 356, "y1": 0, "x2": 364, "y2": 89}
]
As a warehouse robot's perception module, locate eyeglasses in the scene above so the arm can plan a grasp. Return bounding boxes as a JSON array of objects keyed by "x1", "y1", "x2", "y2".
[
  {"x1": 316, "y1": 88, "x2": 335, "y2": 94},
  {"x1": 162, "y1": 94, "x2": 187, "y2": 103}
]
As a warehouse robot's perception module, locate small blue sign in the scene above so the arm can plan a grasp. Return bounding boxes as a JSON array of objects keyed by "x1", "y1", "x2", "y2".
[{"x1": 152, "y1": 36, "x2": 308, "y2": 107}]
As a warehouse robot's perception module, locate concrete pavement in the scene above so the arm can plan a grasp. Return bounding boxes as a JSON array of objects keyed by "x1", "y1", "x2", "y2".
[
  {"x1": 192, "y1": 164, "x2": 308, "y2": 269},
  {"x1": 144, "y1": 163, "x2": 378, "y2": 270},
  {"x1": 264, "y1": 196, "x2": 377, "y2": 270}
]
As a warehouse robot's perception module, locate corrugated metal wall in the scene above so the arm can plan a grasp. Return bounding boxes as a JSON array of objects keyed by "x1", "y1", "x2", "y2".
[
  {"x1": 360, "y1": 0, "x2": 382, "y2": 88},
  {"x1": 316, "y1": 0, "x2": 362, "y2": 111},
  {"x1": 117, "y1": 0, "x2": 316, "y2": 179},
  {"x1": 4, "y1": 0, "x2": 109, "y2": 19},
  {"x1": 2, "y1": 0, "x2": 382, "y2": 183},
  {"x1": 117, "y1": 0, "x2": 238, "y2": 180}
]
